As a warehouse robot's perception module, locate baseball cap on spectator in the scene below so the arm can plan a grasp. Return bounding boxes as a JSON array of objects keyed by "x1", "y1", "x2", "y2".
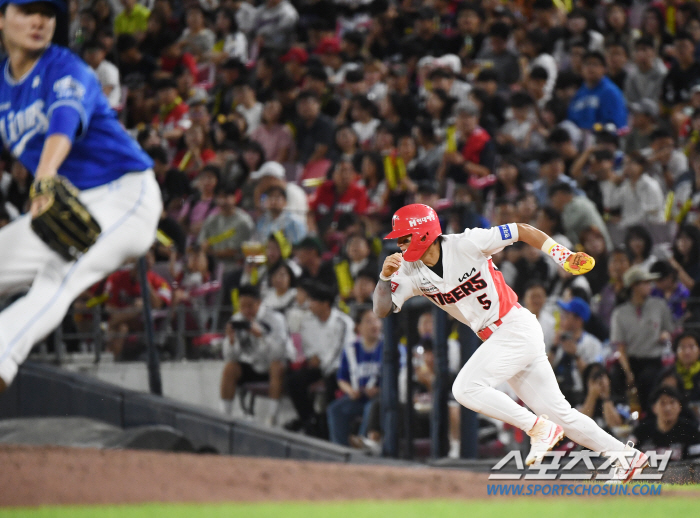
[
  {"x1": 622, "y1": 266, "x2": 661, "y2": 289},
  {"x1": 250, "y1": 161, "x2": 286, "y2": 181},
  {"x1": 690, "y1": 83, "x2": 700, "y2": 96},
  {"x1": 280, "y1": 47, "x2": 309, "y2": 64},
  {"x1": 629, "y1": 99, "x2": 659, "y2": 119},
  {"x1": 315, "y1": 36, "x2": 341, "y2": 55},
  {"x1": 0, "y1": 0, "x2": 66, "y2": 11},
  {"x1": 557, "y1": 297, "x2": 591, "y2": 322},
  {"x1": 436, "y1": 54, "x2": 461, "y2": 74}
]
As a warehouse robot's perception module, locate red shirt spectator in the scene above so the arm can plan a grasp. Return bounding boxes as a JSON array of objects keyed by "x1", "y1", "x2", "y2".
[
  {"x1": 310, "y1": 159, "x2": 368, "y2": 237},
  {"x1": 105, "y1": 269, "x2": 172, "y2": 308}
]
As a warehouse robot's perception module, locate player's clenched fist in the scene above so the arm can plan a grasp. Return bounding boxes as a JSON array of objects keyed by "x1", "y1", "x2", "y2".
[
  {"x1": 381, "y1": 253, "x2": 403, "y2": 279},
  {"x1": 563, "y1": 252, "x2": 595, "y2": 275}
]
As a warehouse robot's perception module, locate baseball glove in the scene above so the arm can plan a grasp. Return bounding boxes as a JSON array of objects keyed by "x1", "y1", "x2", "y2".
[{"x1": 30, "y1": 176, "x2": 102, "y2": 261}]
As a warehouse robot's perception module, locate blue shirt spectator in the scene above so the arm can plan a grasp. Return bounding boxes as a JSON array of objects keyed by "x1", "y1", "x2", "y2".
[{"x1": 568, "y1": 51, "x2": 628, "y2": 133}]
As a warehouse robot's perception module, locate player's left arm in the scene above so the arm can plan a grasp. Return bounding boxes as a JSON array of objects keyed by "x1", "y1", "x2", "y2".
[{"x1": 515, "y1": 223, "x2": 594, "y2": 275}]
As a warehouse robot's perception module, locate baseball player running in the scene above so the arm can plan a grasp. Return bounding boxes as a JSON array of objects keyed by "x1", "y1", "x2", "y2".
[
  {"x1": 374, "y1": 204, "x2": 648, "y2": 483},
  {"x1": 0, "y1": 0, "x2": 161, "y2": 391}
]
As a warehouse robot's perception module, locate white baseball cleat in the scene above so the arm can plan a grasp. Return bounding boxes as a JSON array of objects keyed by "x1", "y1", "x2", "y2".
[
  {"x1": 525, "y1": 415, "x2": 564, "y2": 466},
  {"x1": 604, "y1": 441, "x2": 649, "y2": 484}
]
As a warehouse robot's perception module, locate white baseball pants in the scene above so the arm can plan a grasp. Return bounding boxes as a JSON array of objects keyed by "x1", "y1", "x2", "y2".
[
  {"x1": 0, "y1": 170, "x2": 162, "y2": 384},
  {"x1": 452, "y1": 305, "x2": 625, "y2": 454}
]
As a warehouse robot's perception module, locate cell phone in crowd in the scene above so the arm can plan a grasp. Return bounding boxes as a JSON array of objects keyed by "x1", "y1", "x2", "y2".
[{"x1": 230, "y1": 320, "x2": 251, "y2": 331}]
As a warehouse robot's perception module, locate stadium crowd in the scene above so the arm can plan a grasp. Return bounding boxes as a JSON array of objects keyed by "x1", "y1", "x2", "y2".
[{"x1": 2, "y1": 0, "x2": 700, "y2": 459}]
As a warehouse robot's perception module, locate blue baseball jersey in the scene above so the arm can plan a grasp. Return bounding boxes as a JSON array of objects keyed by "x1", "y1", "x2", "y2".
[
  {"x1": 0, "y1": 45, "x2": 152, "y2": 190},
  {"x1": 337, "y1": 340, "x2": 383, "y2": 390},
  {"x1": 567, "y1": 76, "x2": 629, "y2": 133}
]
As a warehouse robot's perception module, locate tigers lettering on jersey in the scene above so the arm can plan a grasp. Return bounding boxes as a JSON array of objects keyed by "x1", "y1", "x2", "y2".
[{"x1": 423, "y1": 271, "x2": 488, "y2": 306}]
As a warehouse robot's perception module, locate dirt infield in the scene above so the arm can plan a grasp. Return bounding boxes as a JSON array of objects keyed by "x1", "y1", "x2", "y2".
[{"x1": 0, "y1": 445, "x2": 489, "y2": 506}]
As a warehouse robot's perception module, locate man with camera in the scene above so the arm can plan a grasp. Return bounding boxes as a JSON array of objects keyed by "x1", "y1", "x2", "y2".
[
  {"x1": 550, "y1": 297, "x2": 603, "y2": 405},
  {"x1": 220, "y1": 284, "x2": 289, "y2": 425}
]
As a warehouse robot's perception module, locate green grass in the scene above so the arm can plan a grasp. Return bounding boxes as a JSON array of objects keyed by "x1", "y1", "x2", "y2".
[{"x1": 1, "y1": 498, "x2": 699, "y2": 518}]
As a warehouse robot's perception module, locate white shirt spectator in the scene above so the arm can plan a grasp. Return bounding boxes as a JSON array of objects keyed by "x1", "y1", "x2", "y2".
[
  {"x1": 236, "y1": 1, "x2": 257, "y2": 35},
  {"x1": 221, "y1": 32, "x2": 248, "y2": 62},
  {"x1": 352, "y1": 119, "x2": 380, "y2": 146},
  {"x1": 552, "y1": 331, "x2": 604, "y2": 393},
  {"x1": 95, "y1": 60, "x2": 121, "y2": 109},
  {"x1": 299, "y1": 307, "x2": 354, "y2": 375},
  {"x1": 532, "y1": 52, "x2": 558, "y2": 100},
  {"x1": 609, "y1": 173, "x2": 665, "y2": 227},
  {"x1": 252, "y1": 0, "x2": 299, "y2": 51},
  {"x1": 237, "y1": 101, "x2": 263, "y2": 135}
]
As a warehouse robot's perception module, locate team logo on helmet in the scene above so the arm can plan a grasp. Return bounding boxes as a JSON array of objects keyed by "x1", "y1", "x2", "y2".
[{"x1": 392, "y1": 214, "x2": 400, "y2": 229}]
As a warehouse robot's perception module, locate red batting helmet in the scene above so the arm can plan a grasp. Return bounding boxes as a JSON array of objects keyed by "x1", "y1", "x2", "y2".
[{"x1": 384, "y1": 204, "x2": 442, "y2": 262}]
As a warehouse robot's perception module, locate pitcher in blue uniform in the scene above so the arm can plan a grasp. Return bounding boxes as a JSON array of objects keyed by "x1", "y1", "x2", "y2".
[{"x1": 0, "y1": 0, "x2": 162, "y2": 390}]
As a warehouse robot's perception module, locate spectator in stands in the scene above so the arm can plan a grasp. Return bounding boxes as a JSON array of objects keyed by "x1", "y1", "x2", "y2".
[
  {"x1": 624, "y1": 36, "x2": 666, "y2": 106},
  {"x1": 152, "y1": 78, "x2": 189, "y2": 148},
  {"x1": 523, "y1": 281, "x2": 555, "y2": 351},
  {"x1": 550, "y1": 297, "x2": 603, "y2": 404},
  {"x1": 295, "y1": 90, "x2": 334, "y2": 165},
  {"x1": 645, "y1": 128, "x2": 688, "y2": 191},
  {"x1": 549, "y1": 182, "x2": 612, "y2": 251},
  {"x1": 577, "y1": 363, "x2": 624, "y2": 433},
  {"x1": 327, "y1": 308, "x2": 383, "y2": 446},
  {"x1": 670, "y1": 225, "x2": 700, "y2": 290},
  {"x1": 604, "y1": 39, "x2": 628, "y2": 91},
  {"x1": 220, "y1": 284, "x2": 287, "y2": 425},
  {"x1": 674, "y1": 331, "x2": 700, "y2": 405},
  {"x1": 630, "y1": 386, "x2": 700, "y2": 460},
  {"x1": 199, "y1": 185, "x2": 254, "y2": 273},
  {"x1": 531, "y1": 149, "x2": 580, "y2": 206},
  {"x1": 252, "y1": 0, "x2": 299, "y2": 53},
  {"x1": 650, "y1": 260, "x2": 690, "y2": 321},
  {"x1": 261, "y1": 261, "x2": 297, "y2": 315},
  {"x1": 674, "y1": 147, "x2": 700, "y2": 227},
  {"x1": 251, "y1": 100, "x2": 295, "y2": 164},
  {"x1": 294, "y1": 236, "x2": 337, "y2": 294},
  {"x1": 255, "y1": 184, "x2": 307, "y2": 244},
  {"x1": 441, "y1": 101, "x2": 495, "y2": 186},
  {"x1": 611, "y1": 267, "x2": 676, "y2": 411},
  {"x1": 172, "y1": 125, "x2": 217, "y2": 178},
  {"x1": 308, "y1": 157, "x2": 368, "y2": 239},
  {"x1": 147, "y1": 146, "x2": 191, "y2": 217},
  {"x1": 249, "y1": 161, "x2": 308, "y2": 217},
  {"x1": 178, "y1": 165, "x2": 220, "y2": 240},
  {"x1": 285, "y1": 282, "x2": 354, "y2": 435},
  {"x1": 624, "y1": 225, "x2": 657, "y2": 272},
  {"x1": 625, "y1": 100, "x2": 659, "y2": 154},
  {"x1": 210, "y1": 7, "x2": 248, "y2": 63},
  {"x1": 476, "y1": 21, "x2": 520, "y2": 89},
  {"x1": 105, "y1": 252, "x2": 172, "y2": 359},
  {"x1": 607, "y1": 151, "x2": 665, "y2": 228},
  {"x1": 568, "y1": 51, "x2": 628, "y2": 132},
  {"x1": 595, "y1": 247, "x2": 631, "y2": 331},
  {"x1": 234, "y1": 78, "x2": 263, "y2": 136},
  {"x1": 83, "y1": 40, "x2": 120, "y2": 109},
  {"x1": 114, "y1": 0, "x2": 150, "y2": 38},
  {"x1": 178, "y1": 4, "x2": 215, "y2": 58},
  {"x1": 661, "y1": 32, "x2": 700, "y2": 112}
]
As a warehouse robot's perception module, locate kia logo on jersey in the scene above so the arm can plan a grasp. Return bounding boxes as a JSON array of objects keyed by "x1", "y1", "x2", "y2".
[{"x1": 424, "y1": 272, "x2": 488, "y2": 306}]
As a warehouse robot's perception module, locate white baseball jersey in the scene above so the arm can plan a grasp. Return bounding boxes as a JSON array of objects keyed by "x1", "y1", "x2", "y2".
[{"x1": 390, "y1": 223, "x2": 520, "y2": 332}]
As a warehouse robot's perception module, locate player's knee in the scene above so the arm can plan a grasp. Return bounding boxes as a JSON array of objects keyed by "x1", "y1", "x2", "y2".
[{"x1": 452, "y1": 377, "x2": 481, "y2": 410}]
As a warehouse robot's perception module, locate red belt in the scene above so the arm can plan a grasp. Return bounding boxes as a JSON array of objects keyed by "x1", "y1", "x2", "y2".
[{"x1": 477, "y1": 303, "x2": 522, "y2": 341}]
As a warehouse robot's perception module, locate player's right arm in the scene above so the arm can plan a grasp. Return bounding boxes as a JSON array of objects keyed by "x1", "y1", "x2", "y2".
[{"x1": 373, "y1": 253, "x2": 419, "y2": 318}]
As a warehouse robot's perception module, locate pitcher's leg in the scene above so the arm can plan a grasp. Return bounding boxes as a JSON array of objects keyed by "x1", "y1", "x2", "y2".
[
  {"x1": 509, "y1": 354, "x2": 625, "y2": 453},
  {"x1": 0, "y1": 216, "x2": 55, "y2": 295}
]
